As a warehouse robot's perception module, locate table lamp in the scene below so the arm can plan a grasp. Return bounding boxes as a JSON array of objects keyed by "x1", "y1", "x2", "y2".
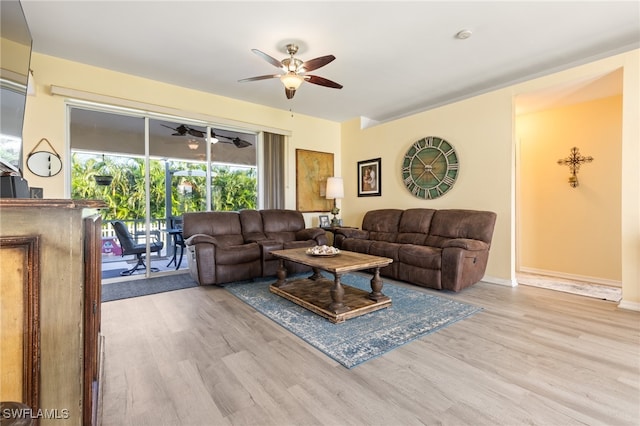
[{"x1": 326, "y1": 177, "x2": 344, "y2": 226}]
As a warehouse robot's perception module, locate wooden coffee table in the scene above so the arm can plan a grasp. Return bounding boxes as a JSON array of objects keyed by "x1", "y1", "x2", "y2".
[{"x1": 269, "y1": 247, "x2": 393, "y2": 323}]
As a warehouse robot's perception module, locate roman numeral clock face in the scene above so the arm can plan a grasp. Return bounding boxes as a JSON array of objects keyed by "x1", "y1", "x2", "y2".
[{"x1": 402, "y1": 136, "x2": 459, "y2": 199}]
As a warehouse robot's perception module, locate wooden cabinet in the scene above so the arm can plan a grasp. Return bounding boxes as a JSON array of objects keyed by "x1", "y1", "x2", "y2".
[{"x1": 0, "y1": 199, "x2": 105, "y2": 425}]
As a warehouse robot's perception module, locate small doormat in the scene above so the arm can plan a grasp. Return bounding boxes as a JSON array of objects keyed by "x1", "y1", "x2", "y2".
[
  {"x1": 225, "y1": 273, "x2": 481, "y2": 368},
  {"x1": 102, "y1": 273, "x2": 197, "y2": 302},
  {"x1": 518, "y1": 273, "x2": 622, "y2": 302}
]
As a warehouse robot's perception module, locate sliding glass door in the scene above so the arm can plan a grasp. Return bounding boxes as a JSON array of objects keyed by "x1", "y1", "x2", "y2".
[{"x1": 69, "y1": 105, "x2": 259, "y2": 281}]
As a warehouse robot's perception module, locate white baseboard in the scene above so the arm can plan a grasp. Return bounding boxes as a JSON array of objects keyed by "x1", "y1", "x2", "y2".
[
  {"x1": 617, "y1": 299, "x2": 640, "y2": 312},
  {"x1": 518, "y1": 267, "x2": 621, "y2": 288},
  {"x1": 482, "y1": 275, "x2": 518, "y2": 287}
]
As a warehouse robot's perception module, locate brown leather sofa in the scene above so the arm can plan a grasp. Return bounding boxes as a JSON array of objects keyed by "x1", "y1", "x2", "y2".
[
  {"x1": 183, "y1": 209, "x2": 328, "y2": 285},
  {"x1": 333, "y1": 208, "x2": 497, "y2": 292}
]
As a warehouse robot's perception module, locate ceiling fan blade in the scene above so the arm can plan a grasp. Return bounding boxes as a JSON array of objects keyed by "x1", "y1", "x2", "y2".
[
  {"x1": 213, "y1": 133, "x2": 251, "y2": 148},
  {"x1": 300, "y1": 55, "x2": 335, "y2": 72},
  {"x1": 162, "y1": 124, "x2": 187, "y2": 135},
  {"x1": 232, "y1": 137, "x2": 252, "y2": 149},
  {"x1": 238, "y1": 74, "x2": 281, "y2": 83},
  {"x1": 285, "y1": 87, "x2": 296, "y2": 99},
  {"x1": 304, "y1": 75, "x2": 343, "y2": 89},
  {"x1": 187, "y1": 129, "x2": 205, "y2": 138},
  {"x1": 251, "y1": 49, "x2": 283, "y2": 69}
]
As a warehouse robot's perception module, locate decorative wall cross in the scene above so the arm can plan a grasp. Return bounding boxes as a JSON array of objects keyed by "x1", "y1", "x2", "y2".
[{"x1": 557, "y1": 146, "x2": 593, "y2": 188}]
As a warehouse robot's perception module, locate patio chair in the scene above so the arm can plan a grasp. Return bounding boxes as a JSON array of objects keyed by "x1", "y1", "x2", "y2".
[
  {"x1": 111, "y1": 220, "x2": 164, "y2": 276},
  {"x1": 166, "y1": 216, "x2": 185, "y2": 269}
]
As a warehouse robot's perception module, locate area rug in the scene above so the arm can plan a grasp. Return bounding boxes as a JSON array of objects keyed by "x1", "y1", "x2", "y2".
[
  {"x1": 225, "y1": 273, "x2": 482, "y2": 368},
  {"x1": 102, "y1": 273, "x2": 197, "y2": 302}
]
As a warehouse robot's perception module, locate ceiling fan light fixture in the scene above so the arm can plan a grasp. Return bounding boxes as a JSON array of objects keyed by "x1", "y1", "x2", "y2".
[
  {"x1": 187, "y1": 139, "x2": 200, "y2": 150},
  {"x1": 280, "y1": 72, "x2": 304, "y2": 90}
]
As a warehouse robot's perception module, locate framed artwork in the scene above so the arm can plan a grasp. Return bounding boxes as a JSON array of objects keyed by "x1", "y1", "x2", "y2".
[
  {"x1": 296, "y1": 149, "x2": 334, "y2": 212},
  {"x1": 319, "y1": 215, "x2": 330, "y2": 228},
  {"x1": 358, "y1": 157, "x2": 381, "y2": 197}
]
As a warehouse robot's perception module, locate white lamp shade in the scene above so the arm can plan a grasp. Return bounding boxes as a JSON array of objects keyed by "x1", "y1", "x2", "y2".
[
  {"x1": 326, "y1": 177, "x2": 344, "y2": 199},
  {"x1": 280, "y1": 72, "x2": 304, "y2": 90}
]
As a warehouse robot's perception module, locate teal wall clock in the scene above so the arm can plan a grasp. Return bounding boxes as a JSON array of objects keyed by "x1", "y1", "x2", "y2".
[{"x1": 401, "y1": 136, "x2": 459, "y2": 199}]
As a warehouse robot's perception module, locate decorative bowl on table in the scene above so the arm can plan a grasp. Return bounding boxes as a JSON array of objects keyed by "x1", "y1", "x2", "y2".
[{"x1": 306, "y1": 245, "x2": 340, "y2": 257}]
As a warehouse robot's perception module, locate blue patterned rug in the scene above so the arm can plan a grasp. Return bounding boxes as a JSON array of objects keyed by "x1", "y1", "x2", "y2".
[{"x1": 225, "y1": 273, "x2": 482, "y2": 368}]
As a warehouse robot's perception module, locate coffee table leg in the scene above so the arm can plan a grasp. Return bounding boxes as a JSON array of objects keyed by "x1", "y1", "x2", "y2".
[
  {"x1": 329, "y1": 273, "x2": 349, "y2": 314},
  {"x1": 309, "y1": 267, "x2": 322, "y2": 281},
  {"x1": 274, "y1": 259, "x2": 287, "y2": 288},
  {"x1": 369, "y1": 267, "x2": 387, "y2": 301}
]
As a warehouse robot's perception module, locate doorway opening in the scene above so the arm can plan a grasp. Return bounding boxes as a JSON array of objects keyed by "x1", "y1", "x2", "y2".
[{"x1": 514, "y1": 69, "x2": 623, "y2": 301}]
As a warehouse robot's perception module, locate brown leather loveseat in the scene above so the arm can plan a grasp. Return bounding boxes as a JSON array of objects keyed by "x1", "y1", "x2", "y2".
[
  {"x1": 183, "y1": 209, "x2": 328, "y2": 285},
  {"x1": 333, "y1": 208, "x2": 497, "y2": 292}
]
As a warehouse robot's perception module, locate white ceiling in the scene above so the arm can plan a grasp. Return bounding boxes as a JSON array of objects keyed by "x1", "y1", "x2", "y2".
[{"x1": 21, "y1": 1, "x2": 639, "y2": 124}]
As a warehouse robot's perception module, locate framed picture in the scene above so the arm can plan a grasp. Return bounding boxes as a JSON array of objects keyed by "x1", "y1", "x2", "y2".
[
  {"x1": 319, "y1": 215, "x2": 330, "y2": 228},
  {"x1": 296, "y1": 149, "x2": 334, "y2": 212},
  {"x1": 357, "y1": 157, "x2": 381, "y2": 197}
]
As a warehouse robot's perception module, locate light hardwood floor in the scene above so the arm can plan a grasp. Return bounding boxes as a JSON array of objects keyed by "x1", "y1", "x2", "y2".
[{"x1": 100, "y1": 276, "x2": 640, "y2": 426}]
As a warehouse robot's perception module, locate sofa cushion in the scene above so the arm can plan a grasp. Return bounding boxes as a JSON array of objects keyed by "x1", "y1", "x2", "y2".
[
  {"x1": 261, "y1": 209, "x2": 307, "y2": 242},
  {"x1": 369, "y1": 241, "x2": 402, "y2": 262},
  {"x1": 215, "y1": 243, "x2": 262, "y2": 265},
  {"x1": 396, "y1": 208, "x2": 435, "y2": 244},
  {"x1": 398, "y1": 244, "x2": 442, "y2": 270},
  {"x1": 239, "y1": 209, "x2": 267, "y2": 242},
  {"x1": 427, "y1": 209, "x2": 497, "y2": 245},
  {"x1": 362, "y1": 209, "x2": 403, "y2": 242},
  {"x1": 369, "y1": 241, "x2": 402, "y2": 277},
  {"x1": 183, "y1": 211, "x2": 244, "y2": 246},
  {"x1": 341, "y1": 238, "x2": 374, "y2": 254}
]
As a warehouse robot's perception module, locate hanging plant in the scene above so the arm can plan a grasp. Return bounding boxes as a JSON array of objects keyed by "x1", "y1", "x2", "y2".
[{"x1": 94, "y1": 154, "x2": 113, "y2": 186}]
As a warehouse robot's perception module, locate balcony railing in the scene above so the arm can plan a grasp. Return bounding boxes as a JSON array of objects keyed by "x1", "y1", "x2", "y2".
[{"x1": 100, "y1": 218, "x2": 175, "y2": 259}]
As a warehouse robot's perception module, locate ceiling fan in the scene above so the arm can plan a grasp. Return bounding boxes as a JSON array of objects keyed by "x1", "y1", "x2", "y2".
[
  {"x1": 238, "y1": 43, "x2": 343, "y2": 99},
  {"x1": 162, "y1": 124, "x2": 252, "y2": 149},
  {"x1": 161, "y1": 124, "x2": 205, "y2": 138}
]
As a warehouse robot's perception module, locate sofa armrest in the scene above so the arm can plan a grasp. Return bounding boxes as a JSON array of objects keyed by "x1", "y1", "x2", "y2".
[
  {"x1": 185, "y1": 234, "x2": 223, "y2": 247},
  {"x1": 296, "y1": 227, "x2": 324, "y2": 240},
  {"x1": 296, "y1": 228, "x2": 329, "y2": 246},
  {"x1": 335, "y1": 228, "x2": 368, "y2": 239},
  {"x1": 442, "y1": 238, "x2": 489, "y2": 251},
  {"x1": 256, "y1": 239, "x2": 283, "y2": 261}
]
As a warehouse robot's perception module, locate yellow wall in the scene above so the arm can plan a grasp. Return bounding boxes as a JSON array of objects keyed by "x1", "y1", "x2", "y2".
[
  {"x1": 22, "y1": 53, "x2": 341, "y2": 225},
  {"x1": 340, "y1": 90, "x2": 514, "y2": 285},
  {"x1": 517, "y1": 96, "x2": 622, "y2": 283},
  {"x1": 0, "y1": 37, "x2": 30, "y2": 82}
]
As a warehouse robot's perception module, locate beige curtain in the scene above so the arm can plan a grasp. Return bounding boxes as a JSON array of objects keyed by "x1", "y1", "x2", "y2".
[{"x1": 262, "y1": 132, "x2": 285, "y2": 209}]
